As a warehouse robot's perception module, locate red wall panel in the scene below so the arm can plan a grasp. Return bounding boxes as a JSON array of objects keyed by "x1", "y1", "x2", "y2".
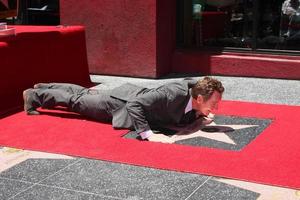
[
  {"x1": 156, "y1": 0, "x2": 176, "y2": 77},
  {"x1": 61, "y1": 0, "x2": 176, "y2": 78}
]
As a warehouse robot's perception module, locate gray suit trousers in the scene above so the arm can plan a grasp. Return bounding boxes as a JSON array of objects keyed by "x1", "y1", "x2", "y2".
[{"x1": 30, "y1": 83, "x2": 124, "y2": 122}]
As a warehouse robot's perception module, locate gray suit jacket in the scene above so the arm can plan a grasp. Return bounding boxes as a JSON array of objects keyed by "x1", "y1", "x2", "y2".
[{"x1": 109, "y1": 79, "x2": 197, "y2": 134}]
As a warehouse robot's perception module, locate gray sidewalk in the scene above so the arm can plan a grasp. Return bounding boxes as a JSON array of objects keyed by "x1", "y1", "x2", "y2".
[
  {"x1": 0, "y1": 74, "x2": 299, "y2": 200},
  {"x1": 91, "y1": 74, "x2": 300, "y2": 105}
]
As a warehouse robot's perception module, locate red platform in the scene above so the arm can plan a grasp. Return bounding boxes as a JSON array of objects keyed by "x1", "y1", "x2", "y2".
[
  {"x1": 0, "y1": 25, "x2": 91, "y2": 115},
  {"x1": 173, "y1": 50, "x2": 300, "y2": 80}
]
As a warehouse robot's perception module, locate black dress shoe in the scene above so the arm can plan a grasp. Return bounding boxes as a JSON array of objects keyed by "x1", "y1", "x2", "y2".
[{"x1": 23, "y1": 89, "x2": 40, "y2": 115}]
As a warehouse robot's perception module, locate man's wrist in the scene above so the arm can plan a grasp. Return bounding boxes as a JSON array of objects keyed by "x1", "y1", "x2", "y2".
[{"x1": 139, "y1": 130, "x2": 154, "y2": 140}]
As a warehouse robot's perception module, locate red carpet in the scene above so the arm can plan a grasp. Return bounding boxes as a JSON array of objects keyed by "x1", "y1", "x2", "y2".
[{"x1": 0, "y1": 101, "x2": 299, "y2": 189}]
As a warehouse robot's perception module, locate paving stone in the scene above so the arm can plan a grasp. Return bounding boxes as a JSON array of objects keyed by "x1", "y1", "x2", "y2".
[
  {"x1": 0, "y1": 178, "x2": 33, "y2": 200},
  {"x1": 188, "y1": 178, "x2": 260, "y2": 200},
  {"x1": 40, "y1": 159, "x2": 210, "y2": 200},
  {"x1": 11, "y1": 184, "x2": 118, "y2": 200},
  {"x1": 0, "y1": 158, "x2": 78, "y2": 183}
]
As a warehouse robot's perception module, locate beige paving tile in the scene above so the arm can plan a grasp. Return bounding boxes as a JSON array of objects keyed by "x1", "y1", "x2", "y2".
[{"x1": 0, "y1": 147, "x2": 74, "y2": 173}]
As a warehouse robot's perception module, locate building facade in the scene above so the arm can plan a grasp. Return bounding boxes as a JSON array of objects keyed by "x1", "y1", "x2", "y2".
[{"x1": 61, "y1": 0, "x2": 300, "y2": 79}]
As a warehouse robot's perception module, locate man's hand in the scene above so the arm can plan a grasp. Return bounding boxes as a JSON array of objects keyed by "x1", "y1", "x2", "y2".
[{"x1": 147, "y1": 133, "x2": 175, "y2": 144}]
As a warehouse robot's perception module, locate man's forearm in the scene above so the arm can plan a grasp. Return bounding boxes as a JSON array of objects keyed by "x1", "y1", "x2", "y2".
[{"x1": 125, "y1": 101, "x2": 152, "y2": 134}]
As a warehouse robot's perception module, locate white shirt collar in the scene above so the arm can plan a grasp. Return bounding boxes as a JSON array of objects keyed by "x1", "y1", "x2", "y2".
[{"x1": 184, "y1": 96, "x2": 193, "y2": 114}]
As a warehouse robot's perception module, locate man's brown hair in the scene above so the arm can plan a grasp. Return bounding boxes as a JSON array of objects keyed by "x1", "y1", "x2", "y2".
[{"x1": 191, "y1": 77, "x2": 224, "y2": 101}]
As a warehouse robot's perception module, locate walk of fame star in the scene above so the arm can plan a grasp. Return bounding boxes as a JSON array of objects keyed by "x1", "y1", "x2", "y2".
[
  {"x1": 171, "y1": 115, "x2": 272, "y2": 151},
  {"x1": 124, "y1": 115, "x2": 272, "y2": 151},
  {"x1": 171, "y1": 122, "x2": 259, "y2": 145}
]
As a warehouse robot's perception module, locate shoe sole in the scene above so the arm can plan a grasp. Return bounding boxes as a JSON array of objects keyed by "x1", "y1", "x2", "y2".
[
  {"x1": 23, "y1": 89, "x2": 40, "y2": 115},
  {"x1": 33, "y1": 83, "x2": 48, "y2": 89}
]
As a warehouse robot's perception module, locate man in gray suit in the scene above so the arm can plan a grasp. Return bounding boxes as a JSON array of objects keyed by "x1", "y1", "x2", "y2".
[{"x1": 23, "y1": 77, "x2": 224, "y2": 143}]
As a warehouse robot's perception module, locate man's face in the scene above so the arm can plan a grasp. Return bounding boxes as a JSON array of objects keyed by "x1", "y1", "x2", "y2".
[{"x1": 193, "y1": 91, "x2": 222, "y2": 116}]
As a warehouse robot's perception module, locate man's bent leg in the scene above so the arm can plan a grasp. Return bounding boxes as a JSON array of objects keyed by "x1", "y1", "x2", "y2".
[
  {"x1": 24, "y1": 87, "x2": 119, "y2": 123},
  {"x1": 34, "y1": 83, "x2": 89, "y2": 95},
  {"x1": 72, "y1": 90, "x2": 122, "y2": 122},
  {"x1": 23, "y1": 88, "x2": 80, "y2": 114},
  {"x1": 23, "y1": 89, "x2": 41, "y2": 115}
]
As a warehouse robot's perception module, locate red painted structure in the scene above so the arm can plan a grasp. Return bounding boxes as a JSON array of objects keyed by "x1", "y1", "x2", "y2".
[
  {"x1": 0, "y1": 25, "x2": 91, "y2": 115},
  {"x1": 60, "y1": 1, "x2": 300, "y2": 79},
  {"x1": 61, "y1": 0, "x2": 175, "y2": 78},
  {"x1": 173, "y1": 50, "x2": 300, "y2": 80}
]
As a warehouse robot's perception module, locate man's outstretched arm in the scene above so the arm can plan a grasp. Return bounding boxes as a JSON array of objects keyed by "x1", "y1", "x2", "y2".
[{"x1": 125, "y1": 89, "x2": 174, "y2": 143}]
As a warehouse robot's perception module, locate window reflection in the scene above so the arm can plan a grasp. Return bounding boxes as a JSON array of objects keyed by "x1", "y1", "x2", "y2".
[
  {"x1": 279, "y1": 0, "x2": 300, "y2": 50},
  {"x1": 190, "y1": 0, "x2": 255, "y2": 48},
  {"x1": 177, "y1": 0, "x2": 300, "y2": 52}
]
